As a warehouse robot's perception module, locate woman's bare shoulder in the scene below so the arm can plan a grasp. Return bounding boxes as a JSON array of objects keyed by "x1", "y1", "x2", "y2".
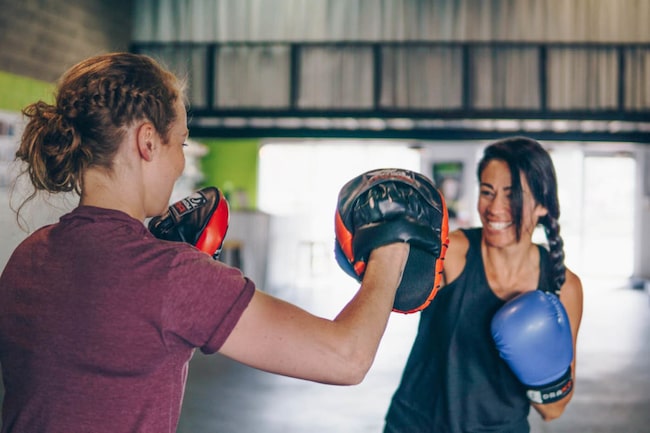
[
  {"x1": 560, "y1": 267, "x2": 584, "y2": 309},
  {"x1": 447, "y1": 229, "x2": 470, "y2": 256}
]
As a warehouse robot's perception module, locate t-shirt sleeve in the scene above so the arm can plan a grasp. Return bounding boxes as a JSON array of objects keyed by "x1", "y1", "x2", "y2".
[{"x1": 159, "y1": 247, "x2": 255, "y2": 354}]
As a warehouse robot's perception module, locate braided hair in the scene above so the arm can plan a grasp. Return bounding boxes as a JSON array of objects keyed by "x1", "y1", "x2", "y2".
[
  {"x1": 477, "y1": 136, "x2": 566, "y2": 294},
  {"x1": 15, "y1": 53, "x2": 183, "y2": 213}
]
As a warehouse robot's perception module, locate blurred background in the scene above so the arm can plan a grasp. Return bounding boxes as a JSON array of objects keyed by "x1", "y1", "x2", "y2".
[{"x1": 0, "y1": 1, "x2": 649, "y2": 432}]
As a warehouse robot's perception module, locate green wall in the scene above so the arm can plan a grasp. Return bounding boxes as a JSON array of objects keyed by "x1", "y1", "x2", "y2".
[
  {"x1": 0, "y1": 71, "x2": 54, "y2": 111},
  {"x1": 198, "y1": 138, "x2": 260, "y2": 210}
]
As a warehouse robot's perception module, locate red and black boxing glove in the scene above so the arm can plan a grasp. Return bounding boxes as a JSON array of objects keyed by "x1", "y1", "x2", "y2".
[
  {"x1": 335, "y1": 168, "x2": 449, "y2": 314},
  {"x1": 148, "y1": 187, "x2": 229, "y2": 260}
]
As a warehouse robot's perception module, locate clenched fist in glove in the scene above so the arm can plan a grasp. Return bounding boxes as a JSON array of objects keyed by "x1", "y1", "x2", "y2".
[
  {"x1": 335, "y1": 168, "x2": 449, "y2": 314},
  {"x1": 491, "y1": 290, "x2": 574, "y2": 404},
  {"x1": 148, "y1": 187, "x2": 230, "y2": 260}
]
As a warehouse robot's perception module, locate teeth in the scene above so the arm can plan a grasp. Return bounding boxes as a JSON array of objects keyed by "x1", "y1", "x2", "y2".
[{"x1": 489, "y1": 221, "x2": 512, "y2": 230}]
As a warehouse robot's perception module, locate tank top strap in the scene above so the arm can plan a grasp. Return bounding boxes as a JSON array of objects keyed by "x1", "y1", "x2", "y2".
[{"x1": 460, "y1": 227, "x2": 483, "y2": 260}]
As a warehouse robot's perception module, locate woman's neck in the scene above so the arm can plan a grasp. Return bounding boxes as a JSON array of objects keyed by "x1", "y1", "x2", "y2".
[
  {"x1": 482, "y1": 241, "x2": 540, "y2": 300},
  {"x1": 79, "y1": 167, "x2": 145, "y2": 221}
]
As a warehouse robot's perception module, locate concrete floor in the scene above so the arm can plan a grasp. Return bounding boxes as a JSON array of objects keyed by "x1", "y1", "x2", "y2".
[{"x1": 171, "y1": 276, "x2": 650, "y2": 433}]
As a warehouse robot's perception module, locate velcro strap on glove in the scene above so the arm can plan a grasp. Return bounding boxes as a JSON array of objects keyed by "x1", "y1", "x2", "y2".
[
  {"x1": 148, "y1": 187, "x2": 230, "y2": 260},
  {"x1": 335, "y1": 168, "x2": 449, "y2": 314},
  {"x1": 526, "y1": 367, "x2": 574, "y2": 404}
]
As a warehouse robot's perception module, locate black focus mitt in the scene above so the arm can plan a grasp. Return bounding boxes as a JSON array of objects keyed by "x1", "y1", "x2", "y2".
[{"x1": 334, "y1": 168, "x2": 449, "y2": 314}]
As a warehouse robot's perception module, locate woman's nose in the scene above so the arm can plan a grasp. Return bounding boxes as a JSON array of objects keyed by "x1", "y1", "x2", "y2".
[{"x1": 488, "y1": 193, "x2": 509, "y2": 214}]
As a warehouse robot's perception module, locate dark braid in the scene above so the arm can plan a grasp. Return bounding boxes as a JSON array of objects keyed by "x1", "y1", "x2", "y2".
[{"x1": 540, "y1": 214, "x2": 567, "y2": 295}]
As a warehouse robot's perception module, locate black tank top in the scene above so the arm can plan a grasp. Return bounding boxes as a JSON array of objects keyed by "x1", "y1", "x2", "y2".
[{"x1": 384, "y1": 228, "x2": 554, "y2": 433}]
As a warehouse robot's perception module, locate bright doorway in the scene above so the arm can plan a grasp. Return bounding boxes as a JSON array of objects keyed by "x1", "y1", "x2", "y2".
[
  {"x1": 580, "y1": 153, "x2": 636, "y2": 280},
  {"x1": 257, "y1": 140, "x2": 420, "y2": 312}
]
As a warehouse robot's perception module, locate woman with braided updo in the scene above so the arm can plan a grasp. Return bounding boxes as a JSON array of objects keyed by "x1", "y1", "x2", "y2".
[
  {"x1": 0, "y1": 53, "x2": 412, "y2": 433},
  {"x1": 384, "y1": 136, "x2": 584, "y2": 433}
]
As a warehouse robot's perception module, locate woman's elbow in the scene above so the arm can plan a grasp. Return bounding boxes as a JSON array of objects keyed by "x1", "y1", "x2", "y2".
[
  {"x1": 325, "y1": 342, "x2": 376, "y2": 385},
  {"x1": 539, "y1": 406, "x2": 565, "y2": 422},
  {"x1": 534, "y1": 397, "x2": 571, "y2": 422},
  {"x1": 335, "y1": 368, "x2": 367, "y2": 386},
  {"x1": 333, "y1": 354, "x2": 374, "y2": 385}
]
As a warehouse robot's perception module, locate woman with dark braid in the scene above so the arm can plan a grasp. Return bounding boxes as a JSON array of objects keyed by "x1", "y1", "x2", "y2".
[{"x1": 384, "y1": 136, "x2": 584, "y2": 433}]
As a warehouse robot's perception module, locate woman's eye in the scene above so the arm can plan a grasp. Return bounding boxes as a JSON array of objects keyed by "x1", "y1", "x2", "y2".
[{"x1": 182, "y1": 143, "x2": 189, "y2": 147}]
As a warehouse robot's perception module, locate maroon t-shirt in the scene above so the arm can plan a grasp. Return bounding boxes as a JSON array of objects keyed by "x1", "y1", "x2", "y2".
[{"x1": 0, "y1": 206, "x2": 255, "y2": 432}]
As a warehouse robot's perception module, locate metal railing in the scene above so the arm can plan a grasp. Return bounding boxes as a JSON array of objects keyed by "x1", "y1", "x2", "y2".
[{"x1": 131, "y1": 41, "x2": 650, "y2": 142}]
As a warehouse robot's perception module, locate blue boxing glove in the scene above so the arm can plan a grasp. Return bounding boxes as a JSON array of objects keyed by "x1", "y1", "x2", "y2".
[{"x1": 491, "y1": 290, "x2": 574, "y2": 404}]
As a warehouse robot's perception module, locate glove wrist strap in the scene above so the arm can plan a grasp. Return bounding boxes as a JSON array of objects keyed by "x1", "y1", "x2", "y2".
[{"x1": 526, "y1": 367, "x2": 573, "y2": 404}]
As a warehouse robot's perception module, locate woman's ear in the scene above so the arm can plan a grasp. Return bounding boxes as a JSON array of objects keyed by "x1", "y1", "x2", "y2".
[
  {"x1": 136, "y1": 122, "x2": 157, "y2": 162},
  {"x1": 535, "y1": 203, "x2": 549, "y2": 219}
]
